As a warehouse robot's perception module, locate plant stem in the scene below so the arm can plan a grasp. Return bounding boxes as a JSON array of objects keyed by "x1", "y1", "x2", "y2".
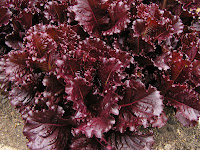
[{"x1": 162, "y1": 0, "x2": 167, "y2": 9}]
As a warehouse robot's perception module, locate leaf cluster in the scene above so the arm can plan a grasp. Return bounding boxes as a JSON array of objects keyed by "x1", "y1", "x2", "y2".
[{"x1": 0, "y1": 0, "x2": 200, "y2": 149}]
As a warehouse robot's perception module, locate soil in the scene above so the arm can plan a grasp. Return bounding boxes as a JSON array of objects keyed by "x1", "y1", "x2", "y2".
[
  {"x1": 0, "y1": 95, "x2": 28, "y2": 150},
  {"x1": 0, "y1": 96, "x2": 200, "y2": 150},
  {"x1": 153, "y1": 107, "x2": 200, "y2": 150}
]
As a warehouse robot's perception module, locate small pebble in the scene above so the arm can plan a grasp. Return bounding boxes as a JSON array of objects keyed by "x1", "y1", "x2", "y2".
[
  {"x1": 164, "y1": 144, "x2": 172, "y2": 150},
  {"x1": 167, "y1": 126, "x2": 174, "y2": 132}
]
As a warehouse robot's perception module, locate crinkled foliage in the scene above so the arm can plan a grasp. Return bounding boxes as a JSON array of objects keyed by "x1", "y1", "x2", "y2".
[
  {"x1": 0, "y1": 0, "x2": 200, "y2": 150},
  {"x1": 71, "y1": 0, "x2": 130, "y2": 36},
  {"x1": 116, "y1": 80, "x2": 164, "y2": 133},
  {"x1": 23, "y1": 105, "x2": 74, "y2": 150},
  {"x1": 0, "y1": 7, "x2": 12, "y2": 27}
]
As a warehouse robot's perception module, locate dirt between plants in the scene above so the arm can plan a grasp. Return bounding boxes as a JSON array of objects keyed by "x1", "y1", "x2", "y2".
[
  {"x1": 0, "y1": 96, "x2": 200, "y2": 150},
  {"x1": 0, "y1": 95, "x2": 28, "y2": 150},
  {"x1": 153, "y1": 107, "x2": 200, "y2": 150}
]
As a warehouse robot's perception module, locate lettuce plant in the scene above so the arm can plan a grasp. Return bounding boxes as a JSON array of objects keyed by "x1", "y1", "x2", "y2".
[{"x1": 0, "y1": 0, "x2": 200, "y2": 149}]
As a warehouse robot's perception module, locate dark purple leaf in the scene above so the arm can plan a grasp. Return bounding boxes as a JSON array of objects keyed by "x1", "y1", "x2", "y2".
[
  {"x1": 71, "y1": 24, "x2": 90, "y2": 39},
  {"x1": 175, "y1": 107, "x2": 200, "y2": 127},
  {"x1": 130, "y1": 37, "x2": 155, "y2": 55},
  {"x1": 179, "y1": 33, "x2": 200, "y2": 61},
  {"x1": 70, "y1": 135, "x2": 102, "y2": 150},
  {"x1": 0, "y1": 7, "x2": 12, "y2": 27},
  {"x1": 65, "y1": 76, "x2": 93, "y2": 121},
  {"x1": 177, "y1": 0, "x2": 200, "y2": 14},
  {"x1": 102, "y1": 1, "x2": 130, "y2": 35},
  {"x1": 108, "y1": 48, "x2": 133, "y2": 67},
  {"x1": 5, "y1": 31, "x2": 24, "y2": 50},
  {"x1": 72, "y1": 88, "x2": 120, "y2": 138},
  {"x1": 156, "y1": 75, "x2": 173, "y2": 95},
  {"x1": 116, "y1": 80, "x2": 163, "y2": 133},
  {"x1": 169, "y1": 51, "x2": 191, "y2": 82},
  {"x1": 113, "y1": 27, "x2": 155, "y2": 55},
  {"x1": 98, "y1": 57, "x2": 124, "y2": 90},
  {"x1": 71, "y1": 0, "x2": 130, "y2": 36},
  {"x1": 134, "y1": 55, "x2": 153, "y2": 68},
  {"x1": 0, "y1": 50, "x2": 29, "y2": 85},
  {"x1": 134, "y1": 3, "x2": 183, "y2": 44},
  {"x1": 9, "y1": 79, "x2": 41, "y2": 112},
  {"x1": 160, "y1": 35, "x2": 179, "y2": 51},
  {"x1": 106, "y1": 131, "x2": 154, "y2": 150},
  {"x1": 44, "y1": 1, "x2": 68, "y2": 23},
  {"x1": 73, "y1": 116, "x2": 115, "y2": 138},
  {"x1": 46, "y1": 24, "x2": 78, "y2": 52},
  {"x1": 56, "y1": 52, "x2": 94, "y2": 82},
  {"x1": 132, "y1": 19, "x2": 146, "y2": 37},
  {"x1": 71, "y1": 0, "x2": 110, "y2": 36},
  {"x1": 26, "y1": 24, "x2": 78, "y2": 53},
  {"x1": 78, "y1": 37, "x2": 111, "y2": 61},
  {"x1": 25, "y1": 24, "x2": 78, "y2": 72},
  {"x1": 190, "y1": 59, "x2": 200, "y2": 87},
  {"x1": 132, "y1": 18, "x2": 157, "y2": 44},
  {"x1": 16, "y1": 10, "x2": 33, "y2": 30},
  {"x1": 0, "y1": 0, "x2": 7, "y2": 7},
  {"x1": 195, "y1": 50, "x2": 200, "y2": 61},
  {"x1": 11, "y1": 17, "x2": 26, "y2": 36},
  {"x1": 42, "y1": 74, "x2": 65, "y2": 104},
  {"x1": 163, "y1": 11, "x2": 184, "y2": 35},
  {"x1": 25, "y1": 25, "x2": 57, "y2": 58},
  {"x1": 0, "y1": 50, "x2": 44, "y2": 111},
  {"x1": 23, "y1": 105, "x2": 73, "y2": 150},
  {"x1": 166, "y1": 84, "x2": 200, "y2": 126},
  {"x1": 153, "y1": 51, "x2": 171, "y2": 70},
  {"x1": 7, "y1": 0, "x2": 40, "y2": 10}
]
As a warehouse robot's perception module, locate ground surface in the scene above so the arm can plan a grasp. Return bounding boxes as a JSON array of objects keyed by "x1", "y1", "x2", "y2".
[
  {"x1": 0, "y1": 96, "x2": 200, "y2": 150},
  {"x1": 153, "y1": 107, "x2": 200, "y2": 150},
  {"x1": 0, "y1": 95, "x2": 28, "y2": 150}
]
